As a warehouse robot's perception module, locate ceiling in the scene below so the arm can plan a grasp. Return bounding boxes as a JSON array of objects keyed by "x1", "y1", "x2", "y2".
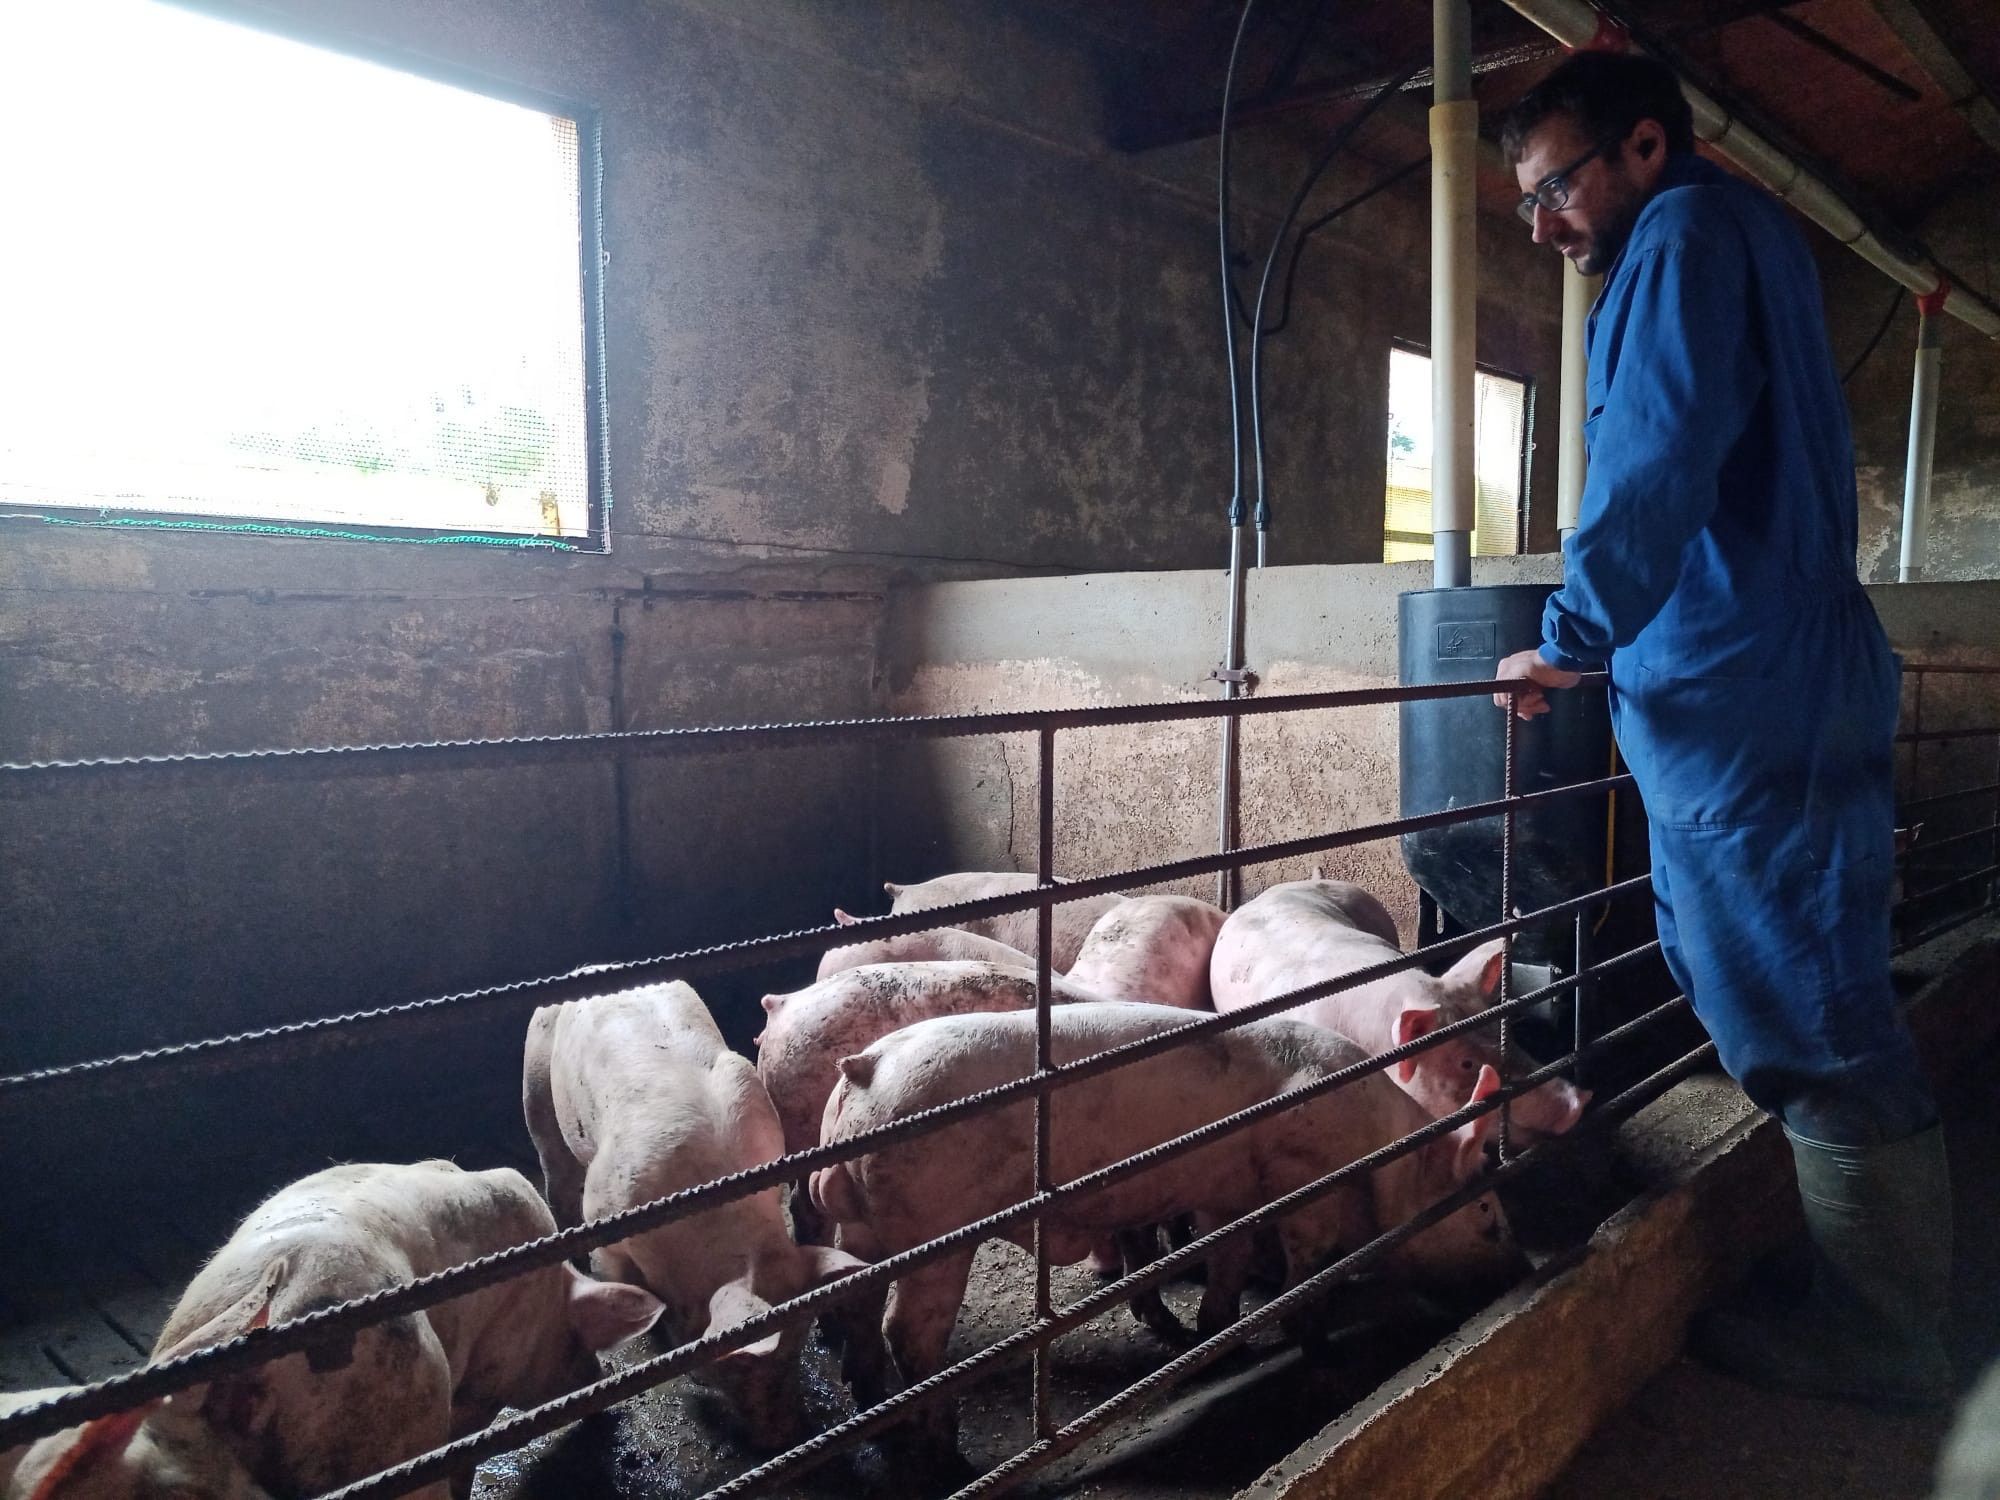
[{"x1": 1055, "y1": 0, "x2": 2000, "y2": 261}]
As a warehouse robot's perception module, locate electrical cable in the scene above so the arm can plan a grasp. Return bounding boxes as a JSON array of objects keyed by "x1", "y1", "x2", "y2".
[
  {"x1": 1843, "y1": 284, "x2": 1905, "y2": 384},
  {"x1": 1262, "y1": 152, "x2": 1431, "y2": 338},
  {"x1": 1218, "y1": 0, "x2": 1261, "y2": 532},
  {"x1": 1248, "y1": 63, "x2": 1425, "y2": 549}
]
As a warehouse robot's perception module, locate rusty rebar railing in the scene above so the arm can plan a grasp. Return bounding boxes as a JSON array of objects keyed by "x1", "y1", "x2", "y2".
[{"x1": 5, "y1": 662, "x2": 1969, "y2": 1500}]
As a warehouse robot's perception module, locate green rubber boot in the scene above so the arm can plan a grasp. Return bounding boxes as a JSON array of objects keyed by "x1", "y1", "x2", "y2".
[{"x1": 1691, "y1": 1123, "x2": 1953, "y2": 1407}]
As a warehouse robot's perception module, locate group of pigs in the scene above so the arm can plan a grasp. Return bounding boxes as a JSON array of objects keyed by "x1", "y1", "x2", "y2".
[{"x1": 1, "y1": 873, "x2": 1587, "y2": 1496}]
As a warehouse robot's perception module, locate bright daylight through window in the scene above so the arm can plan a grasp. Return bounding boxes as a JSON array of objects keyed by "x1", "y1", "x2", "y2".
[
  {"x1": 1383, "y1": 347, "x2": 1530, "y2": 563},
  {"x1": 0, "y1": 1, "x2": 596, "y2": 542}
]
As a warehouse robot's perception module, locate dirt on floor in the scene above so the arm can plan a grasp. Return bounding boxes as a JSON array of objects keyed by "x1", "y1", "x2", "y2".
[{"x1": 474, "y1": 1131, "x2": 1633, "y2": 1500}]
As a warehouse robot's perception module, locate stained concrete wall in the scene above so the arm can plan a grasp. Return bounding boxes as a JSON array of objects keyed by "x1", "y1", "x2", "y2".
[
  {"x1": 876, "y1": 566, "x2": 2000, "y2": 943},
  {"x1": 0, "y1": 0, "x2": 1574, "y2": 1095},
  {"x1": 1823, "y1": 183, "x2": 2000, "y2": 582},
  {"x1": 873, "y1": 557, "x2": 1567, "y2": 941}
]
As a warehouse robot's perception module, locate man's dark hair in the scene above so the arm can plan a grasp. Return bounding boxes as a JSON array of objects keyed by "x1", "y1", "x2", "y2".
[{"x1": 1498, "y1": 51, "x2": 1696, "y2": 164}]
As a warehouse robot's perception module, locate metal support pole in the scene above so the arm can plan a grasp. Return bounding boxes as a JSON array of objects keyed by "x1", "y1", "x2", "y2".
[
  {"x1": 1900, "y1": 295, "x2": 1945, "y2": 582},
  {"x1": 1556, "y1": 260, "x2": 1599, "y2": 547},
  {"x1": 1430, "y1": 0, "x2": 1477, "y2": 586},
  {"x1": 1498, "y1": 707, "x2": 1518, "y2": 1161},
  {"x1": 1032, "y1": 725, "x2": 1056, "y2": 1439},
  {"x1": 1217, "y1": 528, "x2": 1249, "y2": 908},
  {"x1": 1571, "y1": 906, "x2": 1592, "y2": 1091}
]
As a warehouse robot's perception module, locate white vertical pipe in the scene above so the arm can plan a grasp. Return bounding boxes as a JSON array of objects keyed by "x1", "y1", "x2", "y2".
[
  {"x1": 1556, "y1": 260, "x2": 1599, "y2": 544},
  {"x1": 1899, "y1": 307, "x2": 1943, "y2": 582},
  {"x1": 1430, "y1": 0, "x2": 1477, "y2": 587}
]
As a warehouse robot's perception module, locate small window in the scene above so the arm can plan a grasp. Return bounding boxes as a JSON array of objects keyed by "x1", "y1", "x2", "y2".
[
  {"x1": 0, "y1": 1, "x2": 603, "y2": 546},
  {"x1": 1383, "y1": 347, "x2": 1531, "y2": 563}
]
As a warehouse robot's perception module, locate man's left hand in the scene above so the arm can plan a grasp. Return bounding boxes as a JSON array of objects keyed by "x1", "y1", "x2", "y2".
[{"x1": 1493, "y1": 649, "x2": 1582, "y2": 719}]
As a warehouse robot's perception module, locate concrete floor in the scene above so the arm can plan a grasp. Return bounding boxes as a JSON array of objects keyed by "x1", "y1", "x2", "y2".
[{"x1": 1543, "y1": 1044, "x2": 2000, "y2": 1500}]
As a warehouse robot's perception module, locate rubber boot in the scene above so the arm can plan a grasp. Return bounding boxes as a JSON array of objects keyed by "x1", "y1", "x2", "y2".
[{"x1": 1691, "y1": 1123, "x2": 1952, "y2": 1406}]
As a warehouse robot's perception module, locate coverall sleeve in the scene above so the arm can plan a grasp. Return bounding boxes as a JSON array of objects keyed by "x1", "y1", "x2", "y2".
[{"x1": 1539, "y1": 231, "x2": 1766, "y2": 671}]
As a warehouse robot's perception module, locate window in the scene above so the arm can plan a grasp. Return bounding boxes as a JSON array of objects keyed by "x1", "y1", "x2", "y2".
[
  {"x1": 1383, "y1": 347, "x2": 1531, "y2": 563},
  {"x1": 0, "y1": 1, "x2": 603, "y2": 545}
]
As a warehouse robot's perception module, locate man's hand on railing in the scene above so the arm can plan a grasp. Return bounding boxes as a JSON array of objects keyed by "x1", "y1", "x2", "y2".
[{"x1": 1492, "y1": 649, "x2": 1583, "y2": 719}]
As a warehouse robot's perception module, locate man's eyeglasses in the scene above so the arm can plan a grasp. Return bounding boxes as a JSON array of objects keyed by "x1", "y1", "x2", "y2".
[{"x1": 1516, "y1": 140, "x2": 1612, "y2": 225}]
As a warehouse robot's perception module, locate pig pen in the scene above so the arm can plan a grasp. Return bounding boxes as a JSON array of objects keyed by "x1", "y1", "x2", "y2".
[{"x1": 3, "y1": 563, "x2": 1998, "y2": 1500}]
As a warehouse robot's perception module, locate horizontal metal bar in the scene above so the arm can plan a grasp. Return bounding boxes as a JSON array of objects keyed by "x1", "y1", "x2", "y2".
[
  {"x1": 1897, "y1": 726, "x2": 2000, "y2": 746},
  {"x1": 1906, "y1": 664, "x2": 2000, "y2": 677},
  {"x1": 1899, "y1": 861, "x2": 2000, "y2": 907},
  {"x1": 0, "y1": 890, "x2": 1657, "y2": 1450},
  {"x1": 0, "y1": 675, "x2": 1605, "y2": 797},
  {"x1": 1900, "y1": 823, "x2": 2000, "y2": 860},
  {"x1": 947, "y1": 1032, "x2": 1721, "y2": 1500},
  {"x1": 1508, "y1": 940, "x2": 1663, "y2": 1010},
  {"x1": 0, "y1": 771, "x2": 1636, "y2": 1101},
  {"x1": 346, "y1": 995, "x2": 1705, "y2": 1500},
  {"x1": 1901, "y1": 780, "x2": 2000, "y2": 814},
  {"x1": 1894, "y1": 899, "x2": 2000, "y2": 955}
]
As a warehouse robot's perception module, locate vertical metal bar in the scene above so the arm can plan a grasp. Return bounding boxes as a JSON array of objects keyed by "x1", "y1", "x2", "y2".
[
  {"x1": 1217, "y1": 529, "x2": 1248, "y2": 909},
  {"x1": 1033, "y1": 725, "x2": 1056, "y2": 1439},
  {"x1": 1571, "y1": 905, "x2": 1592, "y2": 1091},
  {"x1": 1498, "y1": 706, "x2": 1517, "y2": 1161}
]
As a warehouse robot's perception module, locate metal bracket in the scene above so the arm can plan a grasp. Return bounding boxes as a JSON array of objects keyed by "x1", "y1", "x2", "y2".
[{"x1": 1209, "y1": 665, "x2": 1258, "y2": 691}]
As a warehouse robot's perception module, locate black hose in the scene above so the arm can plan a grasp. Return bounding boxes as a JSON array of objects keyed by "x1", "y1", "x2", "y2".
[
  {"x1": 1249, "y1": 63, "x2": 1425, "y2": 540},
  {"x1": 1261, "y1": 153, "x2": 1430, "y2": 339},
  {"x1": 1219, "y1": 0, "x2": 1261, "y2": 531}
]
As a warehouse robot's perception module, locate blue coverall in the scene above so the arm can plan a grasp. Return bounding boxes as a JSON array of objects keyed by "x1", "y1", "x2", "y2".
[{"x1": 1536, "y1": 153, "x2": 1932, "y2": 1144}]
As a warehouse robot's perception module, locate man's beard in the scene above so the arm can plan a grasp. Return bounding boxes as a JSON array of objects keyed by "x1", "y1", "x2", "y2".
[{"x1": 1571, "y1": 194, "x2": 1645, "y2": 276}]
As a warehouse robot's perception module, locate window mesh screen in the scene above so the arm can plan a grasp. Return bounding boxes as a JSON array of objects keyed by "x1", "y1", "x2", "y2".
[
  {"x1": 0, "y1": 1, "x2": 591, "y2": 540},
  {"x1": 1383, "y1": 348, "x2": 1528, "y2": 563}
]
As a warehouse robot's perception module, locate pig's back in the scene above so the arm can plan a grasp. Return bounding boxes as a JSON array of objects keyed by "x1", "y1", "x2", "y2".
[
  {"x1": 157, "y1": 1162, "x2": 547, "y2": 1355},
  {"x1": 1211, "y1": 881, "x2": 1403, "y2": 1014}
]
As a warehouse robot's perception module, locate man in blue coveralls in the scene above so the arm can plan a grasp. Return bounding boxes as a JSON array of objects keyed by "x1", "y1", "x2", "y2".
[{"x1": 1490, "y1": 51, "x2": 1950, "y2": 1405}]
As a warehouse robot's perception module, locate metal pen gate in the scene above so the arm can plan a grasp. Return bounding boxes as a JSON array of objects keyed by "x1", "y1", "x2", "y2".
[{"x1": 0, "y1": 664, "x2": 1993, "y2": 1498}]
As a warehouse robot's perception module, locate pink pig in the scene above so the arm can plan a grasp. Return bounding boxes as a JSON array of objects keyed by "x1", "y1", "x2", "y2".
[
  {"x1": 810, "y1": 1002, "x2": 1521, "y2": 1466},
  {"x1": 880, "y1": 872, "x2": 1125, "y2": 972},
  {"x1": 1210, "y1": 879, "x2": 1588, "y2": 1139}
]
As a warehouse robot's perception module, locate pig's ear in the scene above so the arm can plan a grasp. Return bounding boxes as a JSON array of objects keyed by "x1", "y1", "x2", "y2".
[
  {"x1": 837, "y1": 1054, "x2": 877, "y2": 1088},
  {"x1": 565, "y1": 1267, "x2": 664, "y2": 1352},
  {"x1": 1443, "y1": 940, "x2": 1508, "y2": 1006},
  {"x1": 883, "y1": 882, "x2": 904, "y2": 898},
  {"x1": 761, "y1": 993, "x2": 781, "y2": 1012},
  {"x1": 1452, "y1": 1065, "x2": 1504, "y2": 1176},
  {"x1": 1391, "y1": 1005, "x2": 1439, "y2": 1084},
  {"x1": 708, "y1": 1282, "x2": 783, "y2": 1360},
  {"x1": 833, "y1": 908, "x2": 860, "y2": 926},
  {"x1": 154, "y1": 1257, "x2": 286, "y2": 1364},
  {"x1": 29, "y1": 1402, "x2": 163, "y2": 1499},
  {"x1": 1308, "y1": 864, "x2": 1326, "y2": 881}
]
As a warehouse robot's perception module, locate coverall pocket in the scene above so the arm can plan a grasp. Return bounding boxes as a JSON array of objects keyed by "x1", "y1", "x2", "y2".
[{"x1": 1616, "y1": 663, "x2": 1810, "y2": 831}]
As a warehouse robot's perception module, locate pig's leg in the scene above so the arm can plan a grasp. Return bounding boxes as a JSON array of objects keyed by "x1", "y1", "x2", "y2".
[
  {"x1": 1195, "y1": 1228, "x2": 1253, "y2": 1340},
  {"x1": 789, "y1": 1180, "x2": 830, "y2": 1246},
  {"x1": 1118, "y1": 1227, "x2": 1195, "y2": 1348},
  {"x1": 829, "y1": 1224, "x2": 891, "y2": 1406},
  {"x1": 882, "y1": 1249, "x2": 976, "y2": 1471},
  {"x1": 521, "y1": 1020, "x2": 585, "y2": 1230}
]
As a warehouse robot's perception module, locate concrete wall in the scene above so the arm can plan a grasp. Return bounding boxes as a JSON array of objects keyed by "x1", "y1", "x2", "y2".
[
  {"x1": 873, "y1": 557, "x2": 1567, "y2": 941},
  {"x1": 1823, "y1": 183, "x2": 2000, "y2": 582},
  {"x1": 0, "y1": 0, "x2": 1575, "y2": 1092},
  {"x1": 877, "y1": 566, "x2": 2000, "y2": 941}
]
